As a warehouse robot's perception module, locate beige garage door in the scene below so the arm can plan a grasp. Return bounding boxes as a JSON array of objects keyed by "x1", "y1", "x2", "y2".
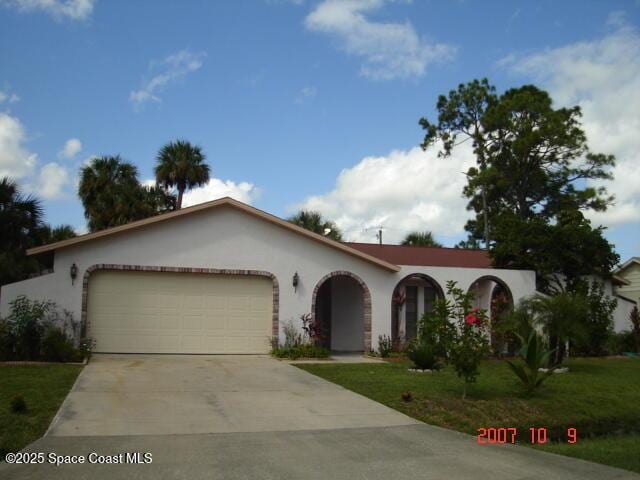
[{"x1": 87, "y1": 270, "x2": 273, "y2": 354}]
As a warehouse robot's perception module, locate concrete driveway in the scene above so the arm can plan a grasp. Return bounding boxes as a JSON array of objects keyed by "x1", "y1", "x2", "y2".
[
  {"x1": 3, "y1": 354, "x2": 638, "y2": 479},
  {"x1": 47, "y1": 354, "x2": 418, "y2": 436}
]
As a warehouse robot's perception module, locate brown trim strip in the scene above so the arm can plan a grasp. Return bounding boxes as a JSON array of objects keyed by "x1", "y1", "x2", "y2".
[
  {"x1": 28, "y1": 197, "x2": 399, "y2": 272},
  {"x1": 81, "y1": 264, "x2": 280, "y2": 346}
]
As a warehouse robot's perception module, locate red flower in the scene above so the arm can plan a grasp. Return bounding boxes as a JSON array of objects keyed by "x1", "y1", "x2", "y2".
[{"x1": 465, "y1": 313, "x2": 479, "y2": 325}]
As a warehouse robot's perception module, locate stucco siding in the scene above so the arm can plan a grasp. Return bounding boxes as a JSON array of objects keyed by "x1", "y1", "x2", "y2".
[{"x1": 0, "y1": 205, "x2": 537, "y2": 350}]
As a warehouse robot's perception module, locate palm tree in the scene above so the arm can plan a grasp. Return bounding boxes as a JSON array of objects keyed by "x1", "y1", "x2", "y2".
[
  {"x1": 523, "y1": 292, "x2": 588, "y2": 366},
  {"x1": 0, "y1": 177, "x2": 43, "y2": 285},
  {"x1": 155, "y1": 140, "x2": 210, "y2": 209},
  {"x1": 401, "y1": 231, "x2": 442, "y2": 247},
  {"x1": 79, "y1": 156, "x2": 148, "y2": 231},
  {"x1": 287, "y1": 210, "x2": 342, "y2": 241}
]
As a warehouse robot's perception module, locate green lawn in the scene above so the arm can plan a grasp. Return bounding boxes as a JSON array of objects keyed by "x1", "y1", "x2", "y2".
[
  {"x1": 536, "y1": 435, "x2": 640, "y2": 474},
  {"x1": 0, "y1": 364, "x2": 83, "y2": 457},
  {"x1": 296, "y1": 358, "x2": 640, "y2": 471}
]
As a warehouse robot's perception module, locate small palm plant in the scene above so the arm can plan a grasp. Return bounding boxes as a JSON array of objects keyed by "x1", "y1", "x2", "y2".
[{"x1": 506, "y1": 332, "x2": 555, "y2": 395}]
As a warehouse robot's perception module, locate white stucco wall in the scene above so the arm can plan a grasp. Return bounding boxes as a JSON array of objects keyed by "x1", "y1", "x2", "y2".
[{"x1": 0, "y1": 205, "x2": 537, "y2": 350}]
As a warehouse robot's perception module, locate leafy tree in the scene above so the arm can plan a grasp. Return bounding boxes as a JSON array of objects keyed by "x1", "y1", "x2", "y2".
[
  {"x1": 155, "y1": 140, "x2": 210, "y2": 209},
  {"x1": 79, "y1": 156, "x2": 173, "y2": 231},
  {"x1": 420, "y1": 80, "x2": 618, "y2": 292},
  {"x1": 454, "y1": 237, "x2": 482, "y2": 249},
  {"x1": 287, "y1": 210, "x2": 342, "y2": 241},
  {"x1": 420, "y1": 78, "x2": 497, "y2": 247},
  {"x1": 37, "y1": 225, "x2": 76, "y2": 244},
  {"x1": 401, "y1": 231, "x2": 442, "y2": 247},
  {"x1": 0, "y1": 177, "x2": 43, "y2": 286}
]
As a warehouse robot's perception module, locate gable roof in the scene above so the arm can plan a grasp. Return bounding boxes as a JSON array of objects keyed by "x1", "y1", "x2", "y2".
[
  {"x1": 615, "y1": 257, "x2": 640, "y2": 275},
  {"x1": 345, "y1": 242, "x2": 493, "y2": 269},
  {"x1": 27, "y1": 197, "x2": 400, "y2": 272}
]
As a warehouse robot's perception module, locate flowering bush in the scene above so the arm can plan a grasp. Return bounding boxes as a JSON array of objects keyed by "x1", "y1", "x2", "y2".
[{"x1": 419, "y1": 281, "x2": 490, "y2": 398}]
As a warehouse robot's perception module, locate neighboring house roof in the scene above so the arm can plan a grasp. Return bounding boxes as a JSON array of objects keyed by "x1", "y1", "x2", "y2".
[
  {"x1": 345, "y1": 242, "x2": 493, "y2": 269},
  {"x1": 27, "y1": 197, "x2": 400, "y2": 272},
  {"x1": 615, "y1": 257, "x2": 640, "y2": 274}
]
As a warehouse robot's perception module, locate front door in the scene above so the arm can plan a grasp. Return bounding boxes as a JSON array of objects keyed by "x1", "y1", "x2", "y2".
[{"x1": 405, "y1": 285, "x2": 418, "y2": 341}]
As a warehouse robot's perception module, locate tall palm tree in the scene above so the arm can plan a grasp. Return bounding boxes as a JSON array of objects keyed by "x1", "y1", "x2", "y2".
[
  {"x1": 155, "y1": 140, "x2": 210, "y2": 209},
  {"x1": 401, "y1": 231, "x2": 442, "y2": 247},
  {"x1": 0, "y1": 177, "x2": 43, "y2": 285},
  {"x1": 79, "y1": 156, "x2": 147, "y2": 231},
  {"x1": 287, "y1": 210, "x2": 342, "y2": 241}
]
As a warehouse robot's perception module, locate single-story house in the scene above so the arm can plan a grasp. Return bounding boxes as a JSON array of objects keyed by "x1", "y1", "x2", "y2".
[{"x1": 0, "y1": 196, "x2": 559, "y2": 355}]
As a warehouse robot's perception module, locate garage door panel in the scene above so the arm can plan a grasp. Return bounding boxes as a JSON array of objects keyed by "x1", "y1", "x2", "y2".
[{"x1": 87, "y1": 271, "x2": 273, "y2": 354}]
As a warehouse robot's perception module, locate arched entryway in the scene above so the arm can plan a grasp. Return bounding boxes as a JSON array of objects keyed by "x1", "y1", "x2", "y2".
[
  {"x1": 391, "y1": 274, "x2": 444, "y2": 346},
  {"x1": 311, "y1": 271, "x2": 371, "y2": 352},
  {"x1": 468, "y1": 276, "x2": 515, "y2": 355}
]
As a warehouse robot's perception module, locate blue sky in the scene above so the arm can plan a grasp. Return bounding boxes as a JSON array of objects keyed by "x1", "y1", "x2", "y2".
[{"x1": 1, "y1": 0, "x2": 638, "y2": 262}]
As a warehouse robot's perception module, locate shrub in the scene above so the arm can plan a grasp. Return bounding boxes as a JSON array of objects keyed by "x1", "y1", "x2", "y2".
[
  {"x1": 607, "y1": 330, "x2": 636, "y2": 355},
  {"x1": 272, "y1": 344, "x2": 331, "y2": 360},
  {"x1": 572, "y1": 280, "x2": 616, "y2": 356},
  {"x1": 41, "y1": 327, "x2": 80, "y2": 362},
  {"x1": 631, "y1": 306, "x2": 640, "y2": 353},
  {"x1": 407, "y1": 341, "x2": 440, "y2": 370},
  {"x1": 7, "y1": 296, "x2": 53, "y2": 360},
  {"x1": 377, "y1": 334, "x2": 393, "y2": 358},
  {"x1": 506, "y1": 332, "x2": 555, "y2": 394},
  {"x1": 3, "y1": 296, "x2": 83, "y2": 362},
  {"x1": 0, "y1": 319, "x2": 14, "y2": 361},
  {"x1": 10, "y1": 395, "x2": 27, "y2": 414}
]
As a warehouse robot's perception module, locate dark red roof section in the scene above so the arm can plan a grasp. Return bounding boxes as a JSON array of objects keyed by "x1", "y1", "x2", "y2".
[{"x1": 344, "y1": 242, "x2": 493, "y2": 269}]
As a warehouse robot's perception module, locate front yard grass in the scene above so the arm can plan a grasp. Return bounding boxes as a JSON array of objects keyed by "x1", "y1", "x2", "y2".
[
  {"x1": 536, "y1": 435, "x2": 640, "y2": 474},
  {"x1": 296, "y1": 358, "x2": 640, "y2": 471},
  {"x1": 0, "y1": 364, "x2": 83, "y2": 458}
]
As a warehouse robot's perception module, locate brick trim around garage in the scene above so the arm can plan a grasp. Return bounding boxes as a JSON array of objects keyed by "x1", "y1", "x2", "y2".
[
  {"x1": 310, "y1": 270, "x2": 372, "y2": 352},
  {"x1": 81, "y1": 264, "x2": 280, "y2": 345}
]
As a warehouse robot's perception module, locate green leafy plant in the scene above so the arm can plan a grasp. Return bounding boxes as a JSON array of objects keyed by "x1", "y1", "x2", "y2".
[
  {"x1": 10, "y1": 395, "x2": 27, "y2": 414},
  {"x1": 271, "y1": 344, "x2": 330, "y2": 360},
  {"x1": 6, "y1": 296, "x2": 54, "y2": 360},
  {"x1": 420, "y1": 281, "x2": 490, "y2": 398},
  {"x1": 377, "y1": 334, "x2": 393, "y2": 358},
  {"x1": 506, "y1": 332, "x2": 555, "y2": 394},
  {"x1": 407, "y1": 341, "x2": 440, "y2": 370},
  {"x1": 41, "y1": 327, "x2": 79, "y2": 362},
  {"x1": 78, "y1": 337, "x2": 96, "y2": 360}
]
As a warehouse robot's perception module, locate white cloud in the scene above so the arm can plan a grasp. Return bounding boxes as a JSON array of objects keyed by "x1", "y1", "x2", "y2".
[
  {"x1": 129, "y1": 49, "x2": 206, "y2": 110},
  {"x1": 36, "y1": 162, "x2": 70, "y2": 199},
  {"x1": 304, "y1": 0, "x2": 455, "y2": 80},
  {"x1": 0, "y1": 0, "x2": 96, "y2": 20},
  {"x1": 502, "y1": 21, "x2": 640, "y2": 227},
  {"x1": 295, "y1": 144, "x2": 476, "y2": 243},
  {"x1": 58, "y1": 137, "x2": 82, "y2": 159},
  {"x1": 295, "y1": 85, "x2": 318, "y2": 104},
  {"x1": 0, "y1": 112, "x2": 38, "y2": 179},
  {"x1": 182, "y1": 178, "x2": 260, "y2": 207},
  {"x1": 142, "y1": 177, "x2": 261, "y2": 207}
]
